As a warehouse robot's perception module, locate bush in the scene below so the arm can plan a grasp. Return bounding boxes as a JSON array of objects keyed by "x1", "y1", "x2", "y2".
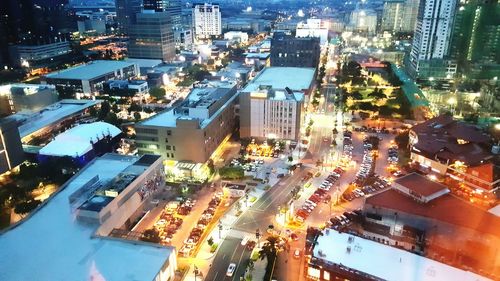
[
  {"x1": 219, "y1": 166, "x2": 245, "y2": 180},
  {"x1": 210, "y1": 243, "x2": 218, "y2": 253}
]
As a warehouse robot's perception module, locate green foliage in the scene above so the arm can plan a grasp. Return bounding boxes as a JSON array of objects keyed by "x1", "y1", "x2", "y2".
[
  {"x1": 103, "y1": 112, "x2": 121, "y2": 127},
  {"x1": 133, "y1": 112, "x2": 141, "y2": 121},
  {"x1": 207, "y1": 236, "x2": 214, "y2": 246},
  {"x1": 219, "y1": 166, "x2": 245, "y2": 180},
  {"x1": 98, "y1": 101, "x2": 111, "y2": 120},
  {"x1": 149, "y1": 87, "x2": 166, "y2": 99},
  {"x1": 128, "y1": 102, "x2": 142, "y2": 113},
  {"x1": 395, "y1": 130, "x2": 409, "y2": 149},
  {"x1": 141, "y1": 228, "x2": 161, "y2": 243},
  {"x1": 351, "y1": 91, "x2": 363, "y2": 100},
  {"x1": 14, "y1": 199, "x2": 41, "y2": 215}
]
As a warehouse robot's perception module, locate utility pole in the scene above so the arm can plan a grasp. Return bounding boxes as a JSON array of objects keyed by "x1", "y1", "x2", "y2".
[{"x1": 256, "y1": 228, "x2": 261, "y2": 248}]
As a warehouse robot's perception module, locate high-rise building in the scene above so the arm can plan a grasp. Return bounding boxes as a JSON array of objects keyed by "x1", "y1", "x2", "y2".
[
  {"x1": 448, "y1": 0, "x2": 500, "y2": 79},
  {"x1": 0, "y1": 118, "x2": 25, "y2": 174},
  {"x1": 192, "y1": 3, "x2": 221, "y2": 39},
  {"x1": 408, "y1": 0, "x2": 458, "y2": 79},
  {"x1": 143, "y1": 0, "x2": 182, "y2": 26},
  {"x1": 270, "y1": 32, "x2": 321, "y2": 68},
  {"x1": 350, "y1": 9, "x2": 378, "y2": 34},
  {"x1": 381, "y1": 0, "x2": 420, "y2": 33},
  {"x1": 115, "y1": 0, "x2": 143, "y2": 34},
  {"x1": 128, "y1": 11, "x2": 175, "y2": 61}
]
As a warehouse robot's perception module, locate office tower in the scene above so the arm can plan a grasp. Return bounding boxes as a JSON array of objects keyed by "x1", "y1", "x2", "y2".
[
  {"x1": 381, "y1": 0, "x2": 420, "y2": 33},
  {"x1": 192, "y1": 3, "x2": 222, "y2": 39},
  {"x1": 408, "y1": 0, "x2": 458, "y2": 79},
  {"x1": 0, "y1": 118, "x2": 25, "y2": 174},
  {"x1": 270, "y1": 32, "x2": 321, "y2": 68},
  {"x1": 143, "y1": 0, "x2": 182, "y2": 26},
  {"x1": 448, "y1": 0, "x2": 500, "y2": 79},
  {"x1": 350, "y1": 9, "x2": 378, "y2": 34},
  {"x1": 128, "y1": 11, "x2": 175, "y2": 61},
  {"x1": 115, "y1": 0, "x2": 143, "y2": 34}
]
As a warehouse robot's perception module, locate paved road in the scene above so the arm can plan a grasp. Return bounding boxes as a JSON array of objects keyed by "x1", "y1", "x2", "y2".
[{"x1": 203, "y1": 235, "x2": 251, "y2": 281}]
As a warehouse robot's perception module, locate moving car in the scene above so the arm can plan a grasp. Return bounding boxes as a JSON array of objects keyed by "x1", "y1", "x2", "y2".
[{"x1": 226, "y1": 263, "x2": 236, "y2": 277}]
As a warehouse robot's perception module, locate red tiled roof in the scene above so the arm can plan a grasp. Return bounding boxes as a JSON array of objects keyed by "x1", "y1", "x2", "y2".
[
  {"x1": 365, "y1": 189, "x2": 500, "y2": 237},
  {"x1": 394, "y1": 173, "x2": 448, "y2": 197}
]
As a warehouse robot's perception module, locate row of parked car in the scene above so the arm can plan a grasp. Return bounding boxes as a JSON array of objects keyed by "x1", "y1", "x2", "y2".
[
  {"x1": 154, "y1": 198, "x2": 197, "y2": 244},
  {"x1": 179, "y1": 193, "x2": 223, "y2": 257},
  {"x1": 342, "y1": 175, "x2": 391, "y2": 201},
  {"x1": 327, "y1": 210, "x2": 362, "y2": 229},
  {"x1": 387, "y1": 144, "x2": 399, "y2": 164},
  {"x1": 295, "y1": 167, "x2": 345, "y2": 222}
]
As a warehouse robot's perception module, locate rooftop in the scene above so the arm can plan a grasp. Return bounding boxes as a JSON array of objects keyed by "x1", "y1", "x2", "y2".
[
  {"x1": 365, "y1": 188, "x2": 500, "y2": 237},
  {"x1": 12, "y1": 99, "x2": 102, "y2": 138},
  {"x1": 394, "y1": 173, "x2": 449, "y2": 197},
  {"x1": 140, "y1": 81, "x2": 236, "y2": 128},
  {"x1": 45, "y1": 60, "x2": 137, "y2": 80},
  {"x1": 312, "y1": 230, "x2": 490, "y2": 281},
  {"x1": 241, "y1": 67, "x2": 316, "y2": 93},
  {"x1": 0, "y1": 83, "x2": 55, "y2": 96},
  {"x1": 0, "y1": 153, "x2": 173, "y2": 281},
  {"x1": 38, "y1": 121, "x2": 121, "y2": 157}
]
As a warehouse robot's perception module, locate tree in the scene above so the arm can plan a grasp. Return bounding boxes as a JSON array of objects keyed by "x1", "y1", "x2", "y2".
[
  {"x1": 98, "y1": 101, "x2": 111, "y2": 120},
  {"x1": 194, "y1": 69, "x2": 211, "y2": 81},
  {"x1": 378, "y1": 105, "x2": 393, "y2": 117},
  {"x1": 14, "y1": 199, "x2": 41, "y2": 215},
  {"x1": 259, "y1": 236, "x2": 279, "y2": 261},
  {"x1": 358, "y1": 102, "x2": 378, "y2": 112},
  {"x1": 395, "y1": 130, "x2": 409, "y2": 149},
  {"x1": 133, "y1": 112, "x2": 141, "y2": 121},
  {"x1": 103, "y1": 112, "x2": 121, "y2": 127},
  {"x1": 343, "y1": 61, "x2": 362, "y2": 77},
  {"x1": 368, "y1": 88, "x2": 386, "y2": 100},
  {"x1": 149, "y1": 87, "x2": 166, "y2": 99},
  {"x1": 144, "y1": 107, "x2": 153, "y2": 114},
  {"x1": 351, "y1": 91, "x2": 363, "y2": 100},
  {"x1": 141, "y1": 229, "x2": 161, "y2": 243},
  {"x1": 288, "y1": 156, "x2": 293, "y2": 162},
  {"x1": 219, "y1": 166, "x2": 245, "y2": 180},
  {"x1": 128, "y1": 102, "x2": 142, "y2": 113},
  {"x1": 207, "y1": 237, "x2": 214, "y2": 246}
]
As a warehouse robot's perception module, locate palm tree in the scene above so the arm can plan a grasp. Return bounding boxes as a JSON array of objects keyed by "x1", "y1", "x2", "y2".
[{"x1": 259, "y1": 236, "x2": 279, "y2": 260}]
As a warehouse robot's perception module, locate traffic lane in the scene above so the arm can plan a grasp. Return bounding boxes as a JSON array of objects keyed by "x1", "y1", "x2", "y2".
[{"x1": 205, "y1": 236, "x2": 249, "y2": 281}]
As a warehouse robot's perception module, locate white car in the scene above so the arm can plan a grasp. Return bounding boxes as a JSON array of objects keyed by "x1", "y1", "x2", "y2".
[
  {"x1": 227, "y1": 263, "x2": 236, "y2": 276},
  {"x1": 241, "y1": 236, "x2": 249, "y2": 246}
]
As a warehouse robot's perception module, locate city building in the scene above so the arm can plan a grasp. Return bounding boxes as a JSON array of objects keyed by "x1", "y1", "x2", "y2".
[
  {"x1": 409, "y1": 115, "x2": 499, "y2": 192},
  {"x1": 363, "y1": 173, "x2": 500, "y2": 279},
  {"x1": 408, "y1": 0, "x2": 458, "y2": 79},
  {"x1": 135, "y1": 81, "x2": 238, "y2": 163},
  {"x1": 350, "y1": 9, "x2": 378, "y2": 34},
  {"x1": 10, "y1": 99, "x2": 102, "y2": 146},
  {"x1": 270, "y1": 32, "x2": 321, "y2": 68},
  {"x1": 245, "y1": 53, "x2": 270, "y2": 69},
  {"x1": 0, "y1": 153, "x2": 177, "y2": 281},
  {"x1": 128, "y1": 11, "x2": 176, "y2": 62},
  {"x1": 103, "y1": 80, "x2": 149, "y2": 100},
  {"x1": 14, "y1": 41, "x2": 72, "y2": 69},
  {"x1": 223, "y1": 31, "x2": 249, "y2": 44},
  {"x1": 239, "y1": 67, "x2": 315, "y2": 140},
  {"x1": 143, "y1": 0, "x2": 182, "y2": 26},
  {"x1": 448, "y1": 0, "x2": 500, "y2": 79},
  {"x1": 38, "y1": 122, "x2": 122, "y2": 165},
  {"x1": 0, "y1": 84, "x2": 58, "y2": 116},
  {"x1": 222, "y1": 17, "x2": 270, "y2": 34},
  {"x1": 381, "y1": 0, "x2": 419, "y2": 33},
  {"x1": 174, "y1": 28, "x2": 194, "y2": 49},
  {"x1": 77, "y1": 18, "x2": 106, "y2": 35},
  {"x1": 43, "y1": 60, "x2": 139, "y2": 97},
  {"x1": 115, "y1": 0, "x2": 143, "y2": 34},
  {"x1": 0, "y1": 118, "x2": 25, "y2": 174},
  {"x1": 192, "y1": 3, "x2": 222, "y2": 39},
  {"x1": 306, "y1": 229, "x2": 492, "y2": 281},
  {"x1": 295, "y1": 18, "x2": 329, "y2": 45}
]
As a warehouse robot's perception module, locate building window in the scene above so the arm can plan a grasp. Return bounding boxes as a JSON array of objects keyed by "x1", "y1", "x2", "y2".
[
  {"x1": 167, "y1": 130, "x2": 172, "y2": 136},
  {"x1": 166, "y1": 145, "x2": 171, "y2": 150},
  {"x1": 165, "y1": 138, "x2": 168, "y2": 143},
  {"x1": 173, "y1": 146, "x2": 176, "y2": 151}
]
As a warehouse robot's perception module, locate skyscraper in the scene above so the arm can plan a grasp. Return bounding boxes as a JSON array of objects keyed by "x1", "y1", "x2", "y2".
[
  {"x1": 381, "y1": 0, "x2": 420, "y2": 33},
  {"x1": 448, "y1": 0, "x2": 500, "y2": 79},
  {"x1": 127, "y1": 11, "x2": 175, "y2": 61},
  {"x1": 115, "y1": 0, "x2": 143, "y2": 34},
  {"x1": 192, "y1": 3, "x2": 221, "y2": 39},
  {"x1": 143, "y1": 0, "x2": 182, "y2": 26},
  {"x1": 408, "y1": 0, "x2": 458, "y2": 79}
]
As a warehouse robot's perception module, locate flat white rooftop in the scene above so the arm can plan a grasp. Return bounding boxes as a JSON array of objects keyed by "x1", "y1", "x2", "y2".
[
  {"x1": 14, "y1": 99, "x2": 101, "y2": 138},
  {"x1": 313, "y1": 230, "x2": 491, "y2": 281},
  {"x1": 0, "y1": 154, "x2": 173, "y2": 281},
  {"x1": 39, "y1": 121, "x2": 121, "y2": 157},
  {"x1": 242, "y1": 67, "x2": 315, "y2": 93},
  {"x1": 45, "y1": 60, "x2": 136, "y2": 80}
]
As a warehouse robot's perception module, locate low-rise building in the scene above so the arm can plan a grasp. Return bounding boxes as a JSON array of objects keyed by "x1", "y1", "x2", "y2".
[
  {"x1": 222, "y1": 182, "x2": 247, "y2": 198},
  {"x1": 0, "y1": 84, "x2": 58, "y2": 116},
  {"x1": 43, "y1": 60, "x2": 139, "y2": 97},
  {"x1": 103, "y1": 80, "x2": 149, "y2": 100},
  {"x1": 295, "y1": 19, "x2": 329, "y2": 45},
  {"x1": 135, "y1": 81, "x2": 238, "y2": 163},
  {"x1": 409, "y1": 115, "x2": 499, "y2": 192},
  {"x1": 0, "y1": 118, "x2": 25, "y2": 174},
  {"x1": 14, "y1": 41, "x2": 72, "y2": 69},
  {"x1": 245, "y1": 53, "x2": 270, "y2": 68},
  {"x1": 307, "y1": 229, "x2": 491, "y2": 281},
  {"x1": 363, "y1": 173, "x2": 500, "y2": 279},
  {"x1": 0, "y1": 153, "x2": 177, "y2": 281},
  {"x1": 224, "y1": 31, "x2": 249, "y2": 44}
]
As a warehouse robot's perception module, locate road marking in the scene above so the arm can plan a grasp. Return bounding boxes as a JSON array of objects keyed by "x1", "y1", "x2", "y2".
[{"x1": 212, "y1": 272, "x2": 219, "y2": 281}]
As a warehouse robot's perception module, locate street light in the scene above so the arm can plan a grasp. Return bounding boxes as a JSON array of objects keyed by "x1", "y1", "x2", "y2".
[{"x1": 218, "y1": 220, "x2": 223, "y2": 239}]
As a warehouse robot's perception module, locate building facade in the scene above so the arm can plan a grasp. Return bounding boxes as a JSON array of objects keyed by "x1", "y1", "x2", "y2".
[
  {"x1": 381, "y1": 0, "x2": 420, "y2": 33},
  {"x1": 135, "y1": 81, "x2": 238, "y2": 163},
  {"x1": 270, "y1": 33, "x2": 321, "y2": 68},
  {"x1": 143, "y1": 0, "x2": 182, "y2": 26},
  {"x1": 350, "y1": 9, "x2": 378, "y2": 34},
  {"x1": 128, "y1": 11, "x2": 176, "y2": 62},
  {"x1": 14, "y1": 41, "x2": 71, "y2": 69},
  {"x1": 115, "y1": 0, "x2": 143, "y2": 34},
  {"x1": 0, "y1": 118, "x2": 25, "y2": 174},
  {"x1": 0, "y1": 84, "x2": 58, "y2": 116},
  {"x1": 408, "y1": 0, "x2": 458, "y2": 79},
  {"x1": 43, "y1": 60, "x2": 139, "y2": 97},
  {"x1": 295, "y1": 19, "x2": 329, "y2": 45},
  {"x1": 192, "y1": 3, "x2": 221, "y2": 39}
]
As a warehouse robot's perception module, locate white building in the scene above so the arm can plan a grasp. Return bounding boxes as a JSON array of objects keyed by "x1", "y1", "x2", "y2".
[
  {"x1": 239, "y1": 67, "x2": 316, "y2": 140},
  {"x1": 409, "y1": 0, "x2": 458, "y2": 76},
  {"x1": 16, "y1": 41, "x2": 71, "y2": 68},
  {"x1": 350, "y1": 9, "x2": 378, "y2": 34},
  {"x1": 295, "y1": 19, "x2": 329, "y2": 45},
  {"x1": 224, "y1": 31, "x2": 249, "y2": 43},
  {"x1": 192, "y1": 3, "x2": 221, "y2": 39},
  {"x1": 0, "y1": 153, "x2": 177, "y2": 281}
]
